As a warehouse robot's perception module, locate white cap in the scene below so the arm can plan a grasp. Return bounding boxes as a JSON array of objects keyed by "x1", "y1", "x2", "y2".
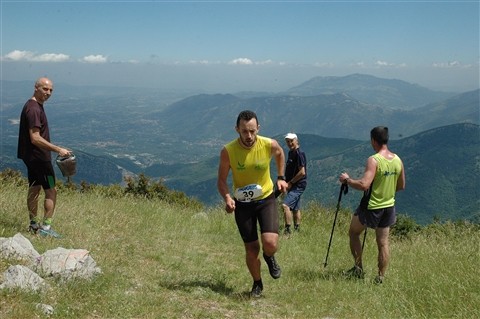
[{"x1": 284, "y1": 133, "x2": 297, "y2": 140}]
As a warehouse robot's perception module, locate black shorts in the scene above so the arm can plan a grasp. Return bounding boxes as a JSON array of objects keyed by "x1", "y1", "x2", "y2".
[
  {"x1": 234, "y1": 193, "x2": 279, "y2": 243},
  {"x1": 23, "y1": 160, "x2": 56, "y2": 190},
  {"x1": 354, "y1": 205, "x2": 396, "y2": 229}
]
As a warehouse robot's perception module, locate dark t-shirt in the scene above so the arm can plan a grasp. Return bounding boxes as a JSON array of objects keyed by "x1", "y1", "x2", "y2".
[
  {"x1": 285, "y1": 148, "x2": 307, "y2": 189},
  {"x1": 17, "y1": 99, "x2": 51, "y2": 162}
]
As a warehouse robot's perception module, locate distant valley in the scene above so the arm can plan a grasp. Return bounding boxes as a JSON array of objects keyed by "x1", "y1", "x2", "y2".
[{"x1": 1, "y1": 74, "x2": 478, "y2": 224}]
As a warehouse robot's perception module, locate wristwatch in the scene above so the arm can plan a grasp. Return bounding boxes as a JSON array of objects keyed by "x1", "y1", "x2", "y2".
[{"x1": 277, "y1": 176, "x2": 286, "y2": 181}]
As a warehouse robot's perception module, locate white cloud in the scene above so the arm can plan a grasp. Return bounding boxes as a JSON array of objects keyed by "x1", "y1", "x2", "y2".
[
  {"x1": 374, "y1": 60, "x2": 389, "y2": 66},
  {"x1": 79, "y1": 55, "x2": 109, "y2": 63},
  {"x1": 1, "y1": 50, "x2": 69, "y2": 62},
  {"x1": 188, "y1": 60, "x2": 221, "y2": 65},
  {"x1": 313, "y1": 62, "x2": 334, "y2": 68},
  {"x1": 229, "y1": 58, "x2": 253, "y2": 65},
  {"x1": 432, "y1": 61, "x2": 461, "y2": 68},
  {"x1": 32, "y1": 53, "x2": 70, "y2": 62},
  {"x1": 255, "y1": 60, "x2": 273, "y2": 65},
  {"x1": 374, "y1": 61, "x2": 406, "y2": 68}
]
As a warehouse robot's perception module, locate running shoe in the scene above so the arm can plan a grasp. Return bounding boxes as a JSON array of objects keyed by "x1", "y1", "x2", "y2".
[
  {"x1": 263, "y1": 253, "x2": 281, "y2": 279},
  {"x1": 28, "y1": 222, "x2": 41, "y2": 234},
  {"x1": 343, "y1": 265, "x2": 364, "y2": 279},
  {"x1": 250, "y1": 282, "x2": 263, "y2": 298},
  {"x1": 40, "y1": 229, "x2": 62, "y2": 238},
  {"x1": 374, "y1": 275, "x2": 384, "y2": 284}
]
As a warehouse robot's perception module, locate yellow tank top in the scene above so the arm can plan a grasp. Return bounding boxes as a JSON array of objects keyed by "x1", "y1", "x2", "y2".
[
  {"x1": 368, "y1": 153, "x2": 403, "y2": 209},
  {"x1": 225, "y1": 135, "x2": 273, "y2": 200}
]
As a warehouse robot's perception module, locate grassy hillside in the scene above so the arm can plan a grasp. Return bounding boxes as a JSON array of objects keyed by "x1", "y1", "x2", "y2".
[{"x1": 1, "y1": 172, "x2": 478, "y2": 318}]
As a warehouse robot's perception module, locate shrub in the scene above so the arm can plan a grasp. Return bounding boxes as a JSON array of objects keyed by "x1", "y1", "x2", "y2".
[
  {"x1": 124, "y1": 173, "x2": 203, "y2": 210},
  {"x1": 391, "y1": 213, "x2": 421, "y2": 240}
]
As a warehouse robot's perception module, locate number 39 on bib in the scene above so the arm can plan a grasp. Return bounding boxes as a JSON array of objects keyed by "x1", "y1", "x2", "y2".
[{"x1": 235, "y1": 184, "x2": 263, "y2": 202}]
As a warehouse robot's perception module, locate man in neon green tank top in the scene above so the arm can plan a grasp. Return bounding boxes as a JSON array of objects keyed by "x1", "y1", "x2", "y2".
[
  {"x1": 217, "y1": 110, "x2": 288, "y2": 297},
  {"x1": 339, "y1": 126, "x2": 406, "y2": 283}
]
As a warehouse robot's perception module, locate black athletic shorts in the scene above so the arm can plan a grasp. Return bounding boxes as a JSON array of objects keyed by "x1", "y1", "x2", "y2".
[
  {"x1": 354, "y1": 205, "x2": 396, "y2": 229},
  {"x1": 23, "y1": 160, "x2": 56, "y2": 190},
  {"x1": 234, "y1": 192, "x2": 279, "y2": 243}
]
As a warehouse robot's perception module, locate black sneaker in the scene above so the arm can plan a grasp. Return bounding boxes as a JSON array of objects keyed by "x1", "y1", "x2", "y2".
[
  {"x1": 250, "y1": 281, "x2": 263, "y2": 298},
  {"x1": 343, "y1": 265, "x2": 364, "y2": 279},
  {"x1": 283, "y1": 227, "x2": 292, "y2": 237},
  {"x1": 294, "y1": 224, "x2": 300, "y2": 232},
  {"x1": 28, "y1": 222, "x2": 41, "y2": 234},
  {"x1": 263, "y1": 253, "x2": 281, "y2": 279}
]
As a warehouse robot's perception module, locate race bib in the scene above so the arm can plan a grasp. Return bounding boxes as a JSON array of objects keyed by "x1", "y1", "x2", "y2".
[{"x1": 235, "y1": 184, "x2": 263, "y2": 202}]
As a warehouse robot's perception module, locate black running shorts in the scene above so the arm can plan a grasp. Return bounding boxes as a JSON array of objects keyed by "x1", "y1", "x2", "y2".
[
  {"x1": 234, "y1": 193, "x2": 279, "y2": 243},
  {"x1": 23, "y1": 160, "x2": 56, "y2": 190},
  {"x1": 354, "y1": 205, "x2": 396, "y2": 229}
]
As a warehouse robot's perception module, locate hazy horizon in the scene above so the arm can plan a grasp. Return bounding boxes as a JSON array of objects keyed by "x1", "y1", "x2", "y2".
[{"x1": 1, "y1": 1, "x2": 478, "y2": 94}]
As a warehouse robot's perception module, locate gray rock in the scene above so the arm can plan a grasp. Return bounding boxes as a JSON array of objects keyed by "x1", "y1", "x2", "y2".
[
  {"x1": 0, "y1": 265, "x2": 45, "y2": 291},
  {"x1": 0, "y1": 233, "x2": 40, "y2": 260},
  {"x1": 32, "y1": 247, "x2": 102, "y2": 281}
]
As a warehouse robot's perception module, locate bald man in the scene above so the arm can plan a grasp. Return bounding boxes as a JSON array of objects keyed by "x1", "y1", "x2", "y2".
[{"x1": 17, "y1": 77, "x2": 71, "y2": 238}]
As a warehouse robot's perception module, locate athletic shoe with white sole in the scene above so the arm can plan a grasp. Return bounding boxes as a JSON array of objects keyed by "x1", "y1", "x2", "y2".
[{"x1": 40, "y1": 229, "x2": 62, "y2": 238}]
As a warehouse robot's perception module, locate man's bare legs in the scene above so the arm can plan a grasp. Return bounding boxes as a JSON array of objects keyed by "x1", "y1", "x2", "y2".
[
  {"x1": 244, "y1": 232, "x2": 279, "y2": 281},
  {"x1": 376, "y1": 226, "x2": 390, "y2": 277},
  {"x1": 348, "y1": 215, "x2": 367, "y2": 268},
  {"x1": 43, "y1": 187, "x2": 57, "y2": 219},
  {"x1": 27, "y1": 185, "x2": 42, "y2": 221},
  {"x1": 245, "y1": 240, "x2": 261, "y2": 281},
  {"x1": 282, "y1": 203, "x2": 292, "y2": 231},
  {"x1": 293, "y1": 210, "x2": 301, "y2": 230},
  {"x1": 27, "y1": 185, "x2": 57, "y2": 221}
]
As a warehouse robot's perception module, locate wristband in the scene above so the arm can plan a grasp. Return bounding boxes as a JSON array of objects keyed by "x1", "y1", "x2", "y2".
[{"x1": 277, "y1": 176, "x2": 286, "y2": 181}]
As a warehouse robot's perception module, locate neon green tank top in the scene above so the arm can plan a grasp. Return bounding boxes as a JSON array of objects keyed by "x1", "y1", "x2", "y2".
[
  {"x1": 368, "y1": 153, "x2": 403, "y2": 209},
  {"x1": 225, "y1": 135, "x2": 273, "y2": 200}
]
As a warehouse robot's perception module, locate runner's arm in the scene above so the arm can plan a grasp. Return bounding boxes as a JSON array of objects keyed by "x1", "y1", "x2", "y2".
[
  {"x1": 29, "y1": 127, "x2": 71, "y2": 156},
  {"x1": 271, "y1": 139, "x2": 288, "y2": 192},
  {"x1": 217, "y1": 147, "x2": 235, "y2": 213},
  {"x1": 340, "y1": 157, "x2": 377, "y2": 191},
  {"x1": 396, "y1": 160, "x2": 406, "y2": 191}
]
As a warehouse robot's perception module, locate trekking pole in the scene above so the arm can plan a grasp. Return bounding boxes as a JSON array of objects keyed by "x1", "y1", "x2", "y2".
[
  {"x1": 362, "y1": 228, "x2": 367, "y2": 250},
  {"x1": 324, "y1": 182, "x2": 348, "y2": 267}
]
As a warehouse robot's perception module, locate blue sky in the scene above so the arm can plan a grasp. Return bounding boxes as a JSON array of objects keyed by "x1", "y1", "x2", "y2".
[{"x1": 1, "y1": 0, "x2": 478, "y2": 93}]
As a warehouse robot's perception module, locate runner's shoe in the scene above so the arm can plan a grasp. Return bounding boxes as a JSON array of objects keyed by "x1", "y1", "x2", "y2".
[
  {"x1": 263, "y1": 253, "x2": 281, "y2": 279},
  {"x1": 40, "y1": 229, "x2": 62, "y2": 238},
  {"x1": 28, "y1": 222, "x2": 41, "y2": 234},
  {"x1": 250, "y1": 281, "x2": 263, "y2": 298},
  {"x1": 343, "y1": 265, "x2": 364, "y2": 279},
  {"x1": 374, "y1": 275, "x2": 384, "y2": 284}
]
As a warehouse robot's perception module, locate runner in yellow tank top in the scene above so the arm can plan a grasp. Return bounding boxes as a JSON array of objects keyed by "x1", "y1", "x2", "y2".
[
  {"x1": 224, "y1": 135, "x2": 274, "y2": 201},
  {"x1": 339, "y1": 126, "x2": 406, "y2": 283},
  {"x1": 217, "y1": 110, "x2": 288, "y2": 298}
]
